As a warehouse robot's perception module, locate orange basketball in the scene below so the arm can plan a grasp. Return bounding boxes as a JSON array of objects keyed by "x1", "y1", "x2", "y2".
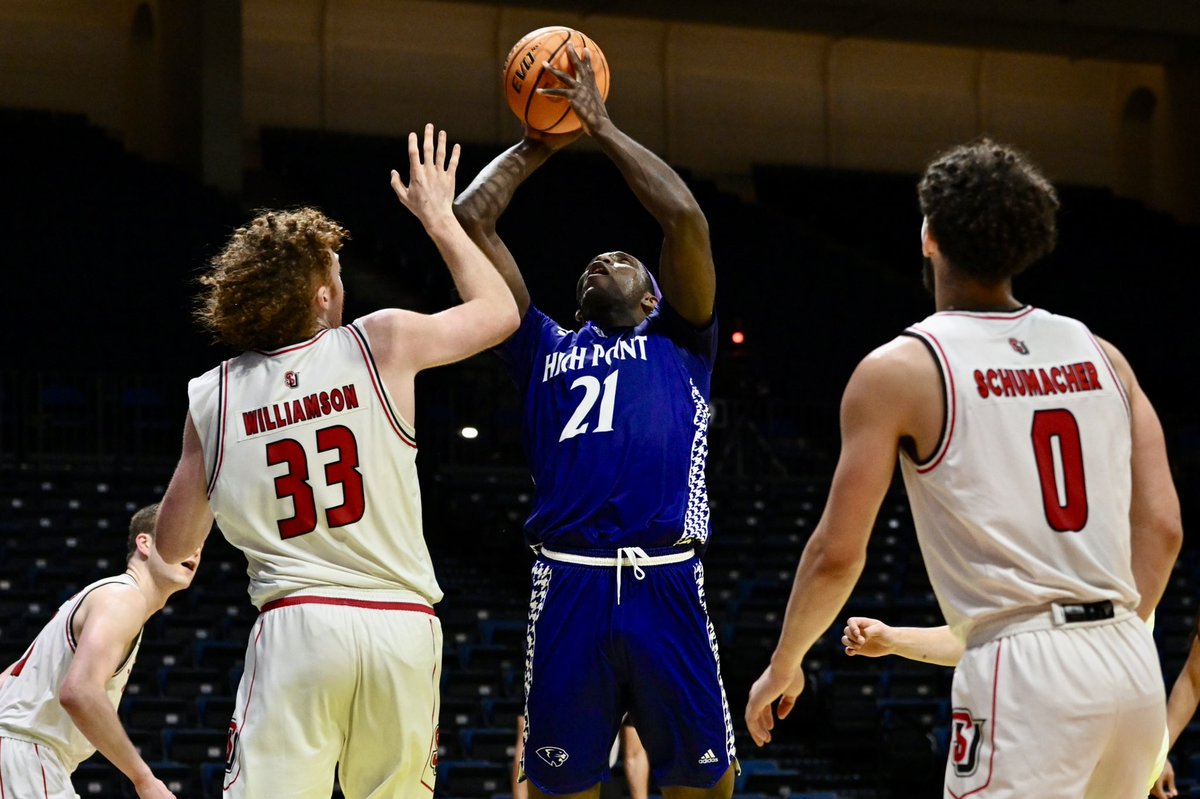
[{"x1": 502, "y1": 26, "x2": 610, "y2": 135}]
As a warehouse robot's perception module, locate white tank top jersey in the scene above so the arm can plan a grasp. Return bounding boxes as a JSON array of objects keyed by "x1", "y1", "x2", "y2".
[
  {"x1": 898, "y1": 307, "x2": 1139, "y2": 641},
  {"x1": 0, "y1": 575, "x2": 142, "y2": 770},
  {"x1": 188, "y1": 322, "x2": 442, "y2": 609}
]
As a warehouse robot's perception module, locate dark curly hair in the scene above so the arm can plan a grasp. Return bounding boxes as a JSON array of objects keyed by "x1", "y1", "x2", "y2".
[
  {"x1": 918, "y1": 139, "x2": 1059, "y2": 283},
  {"x1": 196, "y1": 208, "x2": 348, "y2": 352}
]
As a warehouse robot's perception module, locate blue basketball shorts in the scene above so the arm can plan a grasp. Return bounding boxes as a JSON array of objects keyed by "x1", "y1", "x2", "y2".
[{"x1": 520, "y1": 548, "x2": 736, "y2": 794}]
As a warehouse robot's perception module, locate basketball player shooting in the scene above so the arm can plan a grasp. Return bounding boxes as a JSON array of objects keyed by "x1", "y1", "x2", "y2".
[
  {"x1": 743, "y1": 139, "x2": 1182, "y2": 798},
  {"x1": 454, "y1": 42, "x2": 735, "y2": 799}
]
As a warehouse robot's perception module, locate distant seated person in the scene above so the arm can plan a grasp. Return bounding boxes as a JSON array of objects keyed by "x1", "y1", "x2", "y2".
[
  {"x1": 514, "y1": 713, "x2": 649, "y2": 799},
  {"x1": 0, "y1": 504, "x2": 203, "y2": 799}
]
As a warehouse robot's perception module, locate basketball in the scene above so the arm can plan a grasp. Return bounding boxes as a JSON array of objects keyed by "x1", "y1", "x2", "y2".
[{"x1": 502, "y1": 26, "x2": 610, "y2": 134}]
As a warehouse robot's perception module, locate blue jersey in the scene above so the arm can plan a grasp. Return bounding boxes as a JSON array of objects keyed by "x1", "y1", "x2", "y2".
[{"x1": 497, "y1": 301, "x2": 717, "y2": 551}]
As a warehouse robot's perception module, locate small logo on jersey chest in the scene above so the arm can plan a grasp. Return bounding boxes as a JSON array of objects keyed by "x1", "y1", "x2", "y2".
[
  {"x1": 1008, "y1": 338, "x2": 1029, "y2": 355},
  {"x1": 536, "y1": 746, "x2": 570, "y2": 767},
  {"x1": 284, "y1": 370, "x2": 300, "y2": 388}
]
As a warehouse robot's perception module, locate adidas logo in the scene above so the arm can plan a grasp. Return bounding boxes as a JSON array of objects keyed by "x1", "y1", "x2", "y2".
[{"x1": 697, "y1": 749, "x2": 719, "y2": 765}]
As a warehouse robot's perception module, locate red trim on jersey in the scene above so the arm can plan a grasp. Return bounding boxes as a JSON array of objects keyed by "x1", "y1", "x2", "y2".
[
  {"x1": 34, "y1": 744, "x2": 48, "y2": 798},
  {"x1": 937, "y1": 306, "x2": 1036, "y2": 322},
  {"x1": 223, "y1": 622, "x2": 266, "y2": 792},
  {"x1": 259, "y1": 596, "x2": 436, "y2": 615},
  {"x1": 1086, "y1": 333, "x2": 1131, "y2": 418},
  {"x1": 255, "y1": 328, "x2": 333, "y2": 357},
  {"x1": 420, "y1": 617, "x2": 439, "y2": 793},
  {"x1": 345, "y1": 326, "x2": 417, "y2": 449},
  {"x1": 911, "y1": 327, "x2": 957, "y2": 474},
  {"x1": 949, "y1": 641, "x2": 1002, "y2": 799},
  {"x1": 11, "y1": 642, "x2": 36, "y2": 677},
  {"x1": 207, "y1": 361, "x2": 231, "y2": 496}
]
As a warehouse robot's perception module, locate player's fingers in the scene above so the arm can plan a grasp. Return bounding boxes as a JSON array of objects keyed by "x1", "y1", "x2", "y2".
[
  {"x1": 777, "y1": 695, "x2": 796, "y2": 720},
  {"x1": 389, "y1": 169, "x2": 408, "y2": 202},
  {"x1": 565, "y1": 42, "x2": 587, "y2": 72},
  {"x1": 406, "y1": 131, "x2": 420, "y2": 169},
  {"x1": 537, "y1": 87, "x2": 569, "y2": 98},
  {"x1": 542, "y1": 61, "x2": 573, "y2": 84},
  {"x1": 435, "y1": 129, "x2": 448, "y2": 170},
  {"x1": 421, "y1": 123, "x2": 435, "y2": 165},
  {"x1": 446, "y1": 143, "x2": 461, "y2": 177}
]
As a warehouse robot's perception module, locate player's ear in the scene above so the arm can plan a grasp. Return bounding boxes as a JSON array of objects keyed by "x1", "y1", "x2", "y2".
[
  {"x1": 136, "y1": 532, "x2": 154, "y2": 559},
  {"x1": 921, "y1": 217, "x2": 939, "y2": 259},
  {"x1": 641, "y1": 294, "x2": 658, "y2": 315},
  {"x1": 575, "y1": 309, "x2": 584, "y2": 323}
]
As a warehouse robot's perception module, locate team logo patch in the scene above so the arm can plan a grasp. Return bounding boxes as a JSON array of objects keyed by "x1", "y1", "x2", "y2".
[
  {"x1": 535, "y1": 746, "x2": 570, "y2": 767},
  {"x1": 951, "y1": 708, "x2": 986, "y2": 777},
  {"x1": 698, "y1": 748, "x2": 719, "y2": 765},
  {"x1": 285, "y1": 370, "x2": 300, "y2": 388},
  {"x1": 1008, "y1": 338, "x2": 1030, "y2": 355},
  {"x1": 225, "y1": 719, "x2": 240, "y2": 773}
]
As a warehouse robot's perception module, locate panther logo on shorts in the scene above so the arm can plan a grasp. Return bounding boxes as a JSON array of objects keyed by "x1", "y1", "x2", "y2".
[
  {"x1": 225, "y1": 719, "x2": 240, "y2": 773},
  {"x1": 535, "y1": 746, "x2": 570, "y2": 767},
  {"x1": 951, "y1": 708, "x2": 986, "y2": 777}
]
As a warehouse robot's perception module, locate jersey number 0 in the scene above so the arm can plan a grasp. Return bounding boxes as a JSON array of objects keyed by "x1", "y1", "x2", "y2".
[
  {"x1": 1030, "y1": 408, "x2": 1088, "y2": 533},
  {"x1": 266, "y1": 424, "x2": 365, "y2": 539}
]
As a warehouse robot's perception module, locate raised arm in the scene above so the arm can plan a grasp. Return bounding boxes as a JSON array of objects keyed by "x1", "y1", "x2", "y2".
[
  {"x1": 453, "y1": 132, "x2": 577, "y2": 317},
  {"x1": 1097, "y1": 338, "x2": 1182, "y2": 620},
  {"x1": 542, "y1": 45, "x2": 715, "y2": 326},
  {"x1": 361, "y1": 125, "x2": 521, "y2": 420},
  {"x1": 60, "y1": 586, "x2": 175, "y2": 798}
]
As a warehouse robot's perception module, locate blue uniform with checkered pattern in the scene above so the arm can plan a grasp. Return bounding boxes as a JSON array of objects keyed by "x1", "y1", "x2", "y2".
[{"x1": 497, "y1": 301, "x2": 735, "y2": 792}]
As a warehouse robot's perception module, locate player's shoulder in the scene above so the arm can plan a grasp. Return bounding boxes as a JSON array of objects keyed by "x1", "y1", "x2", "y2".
[
  {"x1": 861, "y1": 334, "x2": 938, "y2": 375},
  {"x1": 844, "y1": 335, "x2": 940, "y2": 408},
  {"x1": 74, "y1": 578, "x2": 147, "y2": 626}
]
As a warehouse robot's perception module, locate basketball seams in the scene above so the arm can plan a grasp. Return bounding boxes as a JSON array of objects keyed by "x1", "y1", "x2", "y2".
[
  {"x1": 526, "y1": 30, "x2": 572, "y2": 131},
  {"x1": 505, "y1": 27, "x2": 608, "y2": 134}
]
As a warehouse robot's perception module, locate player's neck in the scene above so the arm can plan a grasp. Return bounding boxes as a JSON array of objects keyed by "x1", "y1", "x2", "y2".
[
  {"x1": 934, "y1": 272, "x2": 1020, "y2": 313},
  {"x1": 588, "y1": 307, "x2": 644, "y2": 330},
  {"x1": 124, "y1": 563, "x2": 172, "y2": 617}
]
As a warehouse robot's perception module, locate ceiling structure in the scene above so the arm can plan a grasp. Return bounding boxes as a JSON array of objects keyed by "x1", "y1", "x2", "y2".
[{"x1": 465, "y1": 0, "x2": 1200, "y2": 63}]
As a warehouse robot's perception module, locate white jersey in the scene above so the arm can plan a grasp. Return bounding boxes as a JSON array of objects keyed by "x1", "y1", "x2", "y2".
[
  {"x1": 189, "y1": 321, "x2": 442, "y2": 609},
  {"x1": 898, "y1": 306, "x2": 1139, "y2": 641},
  {"x1": 0, "y1": 575, "x2": 142, "y2": 771}
]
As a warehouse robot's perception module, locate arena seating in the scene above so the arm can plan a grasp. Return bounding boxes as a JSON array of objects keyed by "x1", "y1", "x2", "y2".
[{"x1": 2, "y1": 109, "x2": 1199, "y2": 797}]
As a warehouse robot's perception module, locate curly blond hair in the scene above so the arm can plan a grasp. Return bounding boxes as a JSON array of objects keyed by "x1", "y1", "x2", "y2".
[{"x1": 196, "y1": 208, "x2": 348, "y2": 352}]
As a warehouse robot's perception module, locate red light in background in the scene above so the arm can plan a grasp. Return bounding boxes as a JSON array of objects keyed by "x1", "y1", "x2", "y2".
[{"x1": 731, "y1": 331, "x2": 745, "y2": 345}]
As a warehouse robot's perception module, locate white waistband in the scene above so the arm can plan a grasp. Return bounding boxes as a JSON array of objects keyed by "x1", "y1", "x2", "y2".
[
  {"x1": 539, "y1": 548, "x2": 695, "y2": 567},
  {"x1": 965, "y1": 601, "x2": 1135, "y2": 648},
  {"x1": 540, "y1": 547, "x2": 695, "y2": 605}
]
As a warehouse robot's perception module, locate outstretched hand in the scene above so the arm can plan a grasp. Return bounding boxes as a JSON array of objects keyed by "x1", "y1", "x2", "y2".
[
  {"x1": 538, "y1": 44, "x2": 610, "y2": 135},
  {"x1": 391, "y1": 123, "x2": 461, "y2": 227},
  {"x1": 842, "y1": 617, "x2": 896, "y2": 658},
  {"x1": 745, "y1": 663, "x2": 806, "y2": 747}
]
